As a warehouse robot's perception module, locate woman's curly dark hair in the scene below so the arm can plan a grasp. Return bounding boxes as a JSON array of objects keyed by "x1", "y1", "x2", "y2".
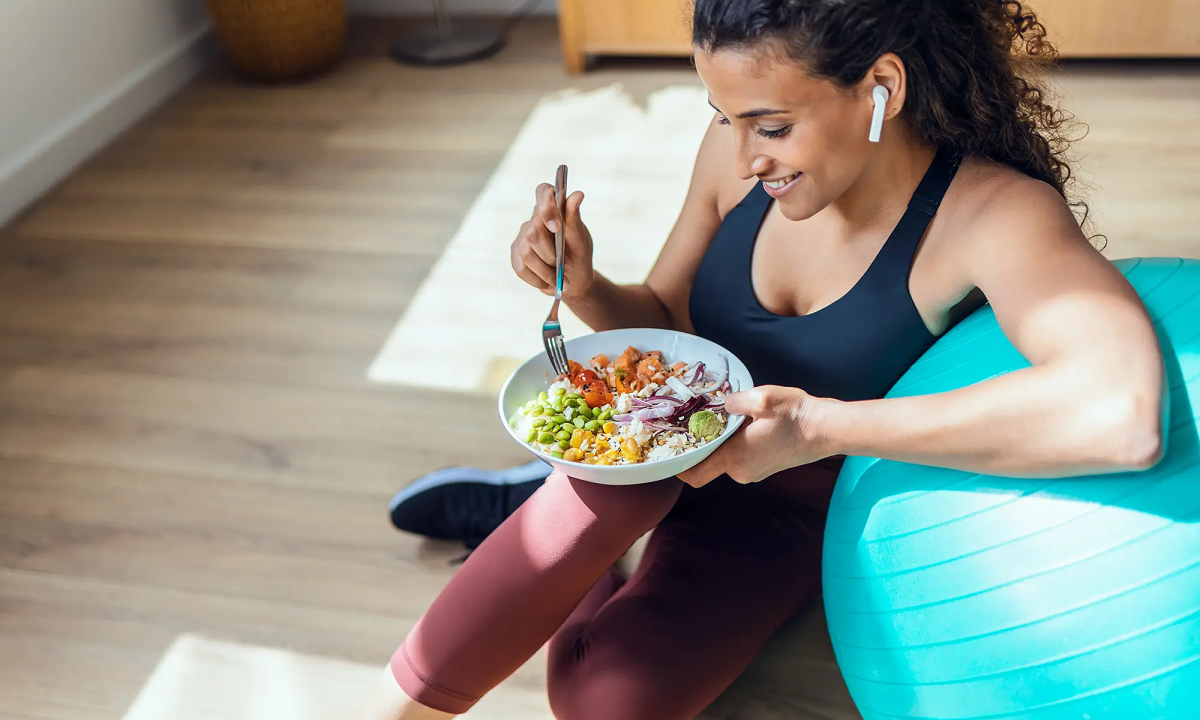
[{"x1": 693, "y1": 0, "x2": 1091, "y2": 229}]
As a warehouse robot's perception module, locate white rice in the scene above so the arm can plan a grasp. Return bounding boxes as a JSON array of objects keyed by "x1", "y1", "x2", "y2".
[{"x1": 646, "y1": 432, "x2": 702, "y2": 462}]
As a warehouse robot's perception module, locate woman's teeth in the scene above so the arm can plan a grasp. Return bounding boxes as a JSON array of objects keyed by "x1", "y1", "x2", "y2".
[{"x1": 764, "y1": 173, "x2": 799, "y2": 189}]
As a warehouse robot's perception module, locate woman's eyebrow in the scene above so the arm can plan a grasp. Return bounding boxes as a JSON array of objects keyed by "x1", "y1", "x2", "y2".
[{"x1": 707, "y1": 99, "x2": 788, "y2": 119}]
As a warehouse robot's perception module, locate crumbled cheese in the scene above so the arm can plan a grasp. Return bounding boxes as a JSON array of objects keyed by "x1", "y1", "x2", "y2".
[{"x1": 636, "y1": 383, "x2": 659, "y2": 399}]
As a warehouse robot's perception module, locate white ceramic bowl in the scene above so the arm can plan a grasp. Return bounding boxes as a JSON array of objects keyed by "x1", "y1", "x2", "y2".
[{"x1": 498, "y1": 328, "x2": 754, "y2": 485}]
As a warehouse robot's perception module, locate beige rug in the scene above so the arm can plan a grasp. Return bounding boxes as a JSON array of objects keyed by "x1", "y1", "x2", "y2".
[
  {"x1": 122, "y1": 634, "x2": 552, "y2": 720},
  {"x1": 367, "y1": 83, "x2": 713, "y2": 395}
]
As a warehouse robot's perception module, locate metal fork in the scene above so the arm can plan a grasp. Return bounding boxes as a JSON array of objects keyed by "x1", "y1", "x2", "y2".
[{"x1": 542, "y1": 164, "x2": 571, "y2": 377}]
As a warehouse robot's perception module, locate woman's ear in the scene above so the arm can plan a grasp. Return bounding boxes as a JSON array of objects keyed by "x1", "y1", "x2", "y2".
[
  {"x1": 868, "y1": 52, "x2": 907, "y2": 120},
  {"x1": 864, "y1": 53, "x2": 907, "y2": 142}
]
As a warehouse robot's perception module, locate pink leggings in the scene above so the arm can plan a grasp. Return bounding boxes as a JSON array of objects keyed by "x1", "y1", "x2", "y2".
[{"x1": 391, "y1": 460, "x2": 840, "y2": 720}]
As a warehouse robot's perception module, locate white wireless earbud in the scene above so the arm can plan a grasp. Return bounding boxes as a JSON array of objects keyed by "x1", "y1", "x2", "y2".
[{"x1": 869, "y1": 85, "x2": 889, "y2": 143}]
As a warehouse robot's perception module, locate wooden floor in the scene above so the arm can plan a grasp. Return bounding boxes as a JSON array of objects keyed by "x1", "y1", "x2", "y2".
[{"x1": 1, "y1": 17, "x2": 1197, "y2": 720}]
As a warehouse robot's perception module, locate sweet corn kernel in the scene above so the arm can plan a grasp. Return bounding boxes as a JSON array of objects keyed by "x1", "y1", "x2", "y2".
[
  {"x1": 621, "y1": 438, "x2": 641, "y2": 462},
  {"x1": 602, "y1": 422, "x2": 617, "y2": 434},
  {"x1": 563, "y1": 447, "x2": 582, "y2": 462}
]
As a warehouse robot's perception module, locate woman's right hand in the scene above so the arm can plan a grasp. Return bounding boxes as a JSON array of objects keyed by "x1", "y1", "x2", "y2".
[{"x1": 511, "y1": 183, "x2": 594, "y2": 301}]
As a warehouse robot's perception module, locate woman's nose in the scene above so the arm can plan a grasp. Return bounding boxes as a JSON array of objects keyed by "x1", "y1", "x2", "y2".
[{"x1": 733, "y1": 137, "x2": 770, "y2": 181}]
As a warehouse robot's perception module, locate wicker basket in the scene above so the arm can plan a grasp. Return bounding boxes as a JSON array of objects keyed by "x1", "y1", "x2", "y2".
[{"x1": 205, "y1": 0, "x2": 346, "y2": 81}]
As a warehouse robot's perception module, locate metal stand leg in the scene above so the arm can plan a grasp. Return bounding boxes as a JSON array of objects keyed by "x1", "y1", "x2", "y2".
[{"x1": 388, "y1": 0, "x2": 506, "y2": 66}]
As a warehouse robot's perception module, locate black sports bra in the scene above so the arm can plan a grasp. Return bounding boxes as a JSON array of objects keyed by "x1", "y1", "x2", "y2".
[{"x1": 688, "y1": 151, "x2": 960, "y2": 402}]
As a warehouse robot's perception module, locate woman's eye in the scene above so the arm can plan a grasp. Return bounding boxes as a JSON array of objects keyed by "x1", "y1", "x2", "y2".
[{"x1": 715, "y1": 115, "x2": 790, "y2": 139}]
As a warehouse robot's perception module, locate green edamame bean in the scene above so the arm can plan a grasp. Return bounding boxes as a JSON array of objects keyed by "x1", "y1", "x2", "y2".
[
  {"x1": 584, "y1": 420, "x2": 601, "y2": 431},
  {"x1": 557, "y1": 439, "x2": 572, "y2": 450},
  {"x1": 552, "y1": 401, "x2": 565, "y2": 413},
  {"x1": 538, "y1": 431, "x2": 556, "y2": 444},
  {"x1": 565, "y1": 392, "x2": 583, "y2": 400},
  {"x1": 553, "y1": 387, "x2": 565, "y2": 397},
  {"x1": 526, "y1": 428, "x2": 538, "y2": 442},
  {"x1": 538, "y1": 391, "x2": 549, "y2": 402},
  {"x1": 555, "y1": 429, "x2": 572, "y2": 442},
  {"x1": 550, "y1": 450, "x2": 564, "y2": 459},
  {"x1": 573, "y1": 416, "x2": 586, "y2": 429},
  {"x1": 530, "y1": 405, "x2": 545, "y2": 417},
  {"x1": 597, "y1": 409, "x2": 612, "y2": 422},
  {"x1": 531, "y1": 417, "x2": 547, "y2": 428},
  {"x1": 549, "y1": 414, "x2": 567, "y2": 426}
]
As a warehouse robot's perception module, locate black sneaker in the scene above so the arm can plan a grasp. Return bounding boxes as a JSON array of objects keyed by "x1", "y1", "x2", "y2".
[{"x1": 388, "y1": 460, "x2": 551, "y2": 549}]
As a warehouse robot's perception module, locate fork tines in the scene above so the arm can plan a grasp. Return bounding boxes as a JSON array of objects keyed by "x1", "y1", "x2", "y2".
[{"x1": 543, "y1": 329, "x2": 570, "y2": 377}]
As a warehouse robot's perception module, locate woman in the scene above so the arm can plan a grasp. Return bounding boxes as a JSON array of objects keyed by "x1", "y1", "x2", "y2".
[{"x1": 359, "y1": 1, "x2": 1165, "y2": 718}]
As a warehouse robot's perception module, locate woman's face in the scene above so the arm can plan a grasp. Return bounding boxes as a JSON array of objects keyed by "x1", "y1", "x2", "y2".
[{"x1": 694, "y1": 46, "x2": 881, "y2": 221}]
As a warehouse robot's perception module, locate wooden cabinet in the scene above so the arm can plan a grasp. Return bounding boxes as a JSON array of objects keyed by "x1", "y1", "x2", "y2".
[
  {"x1": 557, "y1": 0, "x2": 691, "y2": 73},
  {"x1": 556, "y1": 0, "x2": 1200, "y2": 73},
  {"x1": 1029, "y1": 0, "x2": 1200, "y2": 57}
]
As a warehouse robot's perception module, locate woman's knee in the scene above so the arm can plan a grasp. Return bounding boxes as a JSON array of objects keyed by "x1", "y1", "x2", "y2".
[
  {"x1": 550, "y1": 471, "x2": 681, "y2": 540},
  {"x1": 548, "y1": 672, "x2": 680, "y2": 720}
]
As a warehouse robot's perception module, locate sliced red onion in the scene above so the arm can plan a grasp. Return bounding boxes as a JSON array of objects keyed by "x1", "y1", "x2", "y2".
[
  {"x1": 665, "y1": 395, "x2": 708, "y2": 426},
  {"x1": 612, "y1": 413, "x2": 634, "y2": 424},
  {"x1": 633, "y1": 396, "x2": 682, "y2": 409},
  {"x1": 692, "y1": 355, "x2": 730, "y2": 395},
  {"x1": 634, "y1": 405, "x2": 676, "y2": 421},
  {"x1": 665, "y1": 375, "x2": 695, "y2": 400},
  {"x1": 688, "y1": 362, "x2": 706, "y2": 385},
  {"x1": 645, "y1": 421, "x2": 685, "y2": 432}
]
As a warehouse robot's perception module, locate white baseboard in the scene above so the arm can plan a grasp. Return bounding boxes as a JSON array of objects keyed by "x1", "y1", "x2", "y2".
[
  {"x1": 0, "y1": 25, "x2": 216, "y2": 228},
  {"x1": 349, "y1": 0, "x2": 557, "y2": 16}
]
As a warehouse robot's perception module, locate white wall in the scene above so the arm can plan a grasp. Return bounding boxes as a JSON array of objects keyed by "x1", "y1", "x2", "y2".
[
  {"x1": 349, "y1": 0, "x2": 557, "y2": 15},
  {"x1": 0, "y1": 0, "x2": 213, "y2": 226}
]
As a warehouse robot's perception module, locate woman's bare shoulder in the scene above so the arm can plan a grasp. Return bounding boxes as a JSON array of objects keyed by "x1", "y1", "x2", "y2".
[
  {"x1": 929, "y1": 155, "x2": 1091, "y2": 265},
  {"x1": 912, "y1": 154, "x2": 1100, "y2": 330}
]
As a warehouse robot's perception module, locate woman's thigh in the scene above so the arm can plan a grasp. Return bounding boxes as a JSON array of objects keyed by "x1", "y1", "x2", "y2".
[{"x1": 547, "y1": 462, "x2": 838, "y2": 720}]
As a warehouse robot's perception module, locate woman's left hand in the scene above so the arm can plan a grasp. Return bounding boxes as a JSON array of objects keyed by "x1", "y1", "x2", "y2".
[{"x1": 678, "y1": 386, "x2": 832, "y2": 488}]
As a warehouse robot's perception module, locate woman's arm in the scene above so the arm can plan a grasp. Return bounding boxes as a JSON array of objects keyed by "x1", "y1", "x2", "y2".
[
  {"x1": 812, "y1": 178, "x2": 1165, "y2": 477},
  {"x1": 564, "y1": 116, "x2": 730, "y2": 332}
]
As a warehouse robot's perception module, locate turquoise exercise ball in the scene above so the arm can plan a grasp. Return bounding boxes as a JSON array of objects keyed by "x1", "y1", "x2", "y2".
[{"x1": 823, "y1": 257, "x2": 1200, "y2": 719}]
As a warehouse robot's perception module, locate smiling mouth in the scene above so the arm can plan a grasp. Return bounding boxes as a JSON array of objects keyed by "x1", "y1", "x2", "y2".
[{"x1": 762, "y1": 172, "x2": 800, "y2": 189}]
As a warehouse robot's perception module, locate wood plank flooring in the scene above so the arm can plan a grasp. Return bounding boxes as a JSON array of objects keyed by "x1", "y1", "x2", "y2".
[{"x1": 0, "y1": 17, "x2": 1197, "y2": 720}]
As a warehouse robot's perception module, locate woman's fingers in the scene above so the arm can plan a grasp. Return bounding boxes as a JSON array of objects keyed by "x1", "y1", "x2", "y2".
[
  {"x1": 518, "y1": 243, "x2": 555, "y2": 287},
  {"x1": 525, "y1": 221, "x2": 557, "y2": 267},
  {"x1": 515, "y1": 260, "x2": 554, "y2": 292},
  {"x1": 512, "y1": 183, "x2": 587, "y2": 297},
  {"x1": 535, "y1": 183, "x2": 563, "y2": 233}
]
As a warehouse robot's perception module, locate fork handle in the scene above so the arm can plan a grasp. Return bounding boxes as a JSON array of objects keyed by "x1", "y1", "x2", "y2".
[{"x1": 554, "y1": 164, "x2": 567, "y2": 301}]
